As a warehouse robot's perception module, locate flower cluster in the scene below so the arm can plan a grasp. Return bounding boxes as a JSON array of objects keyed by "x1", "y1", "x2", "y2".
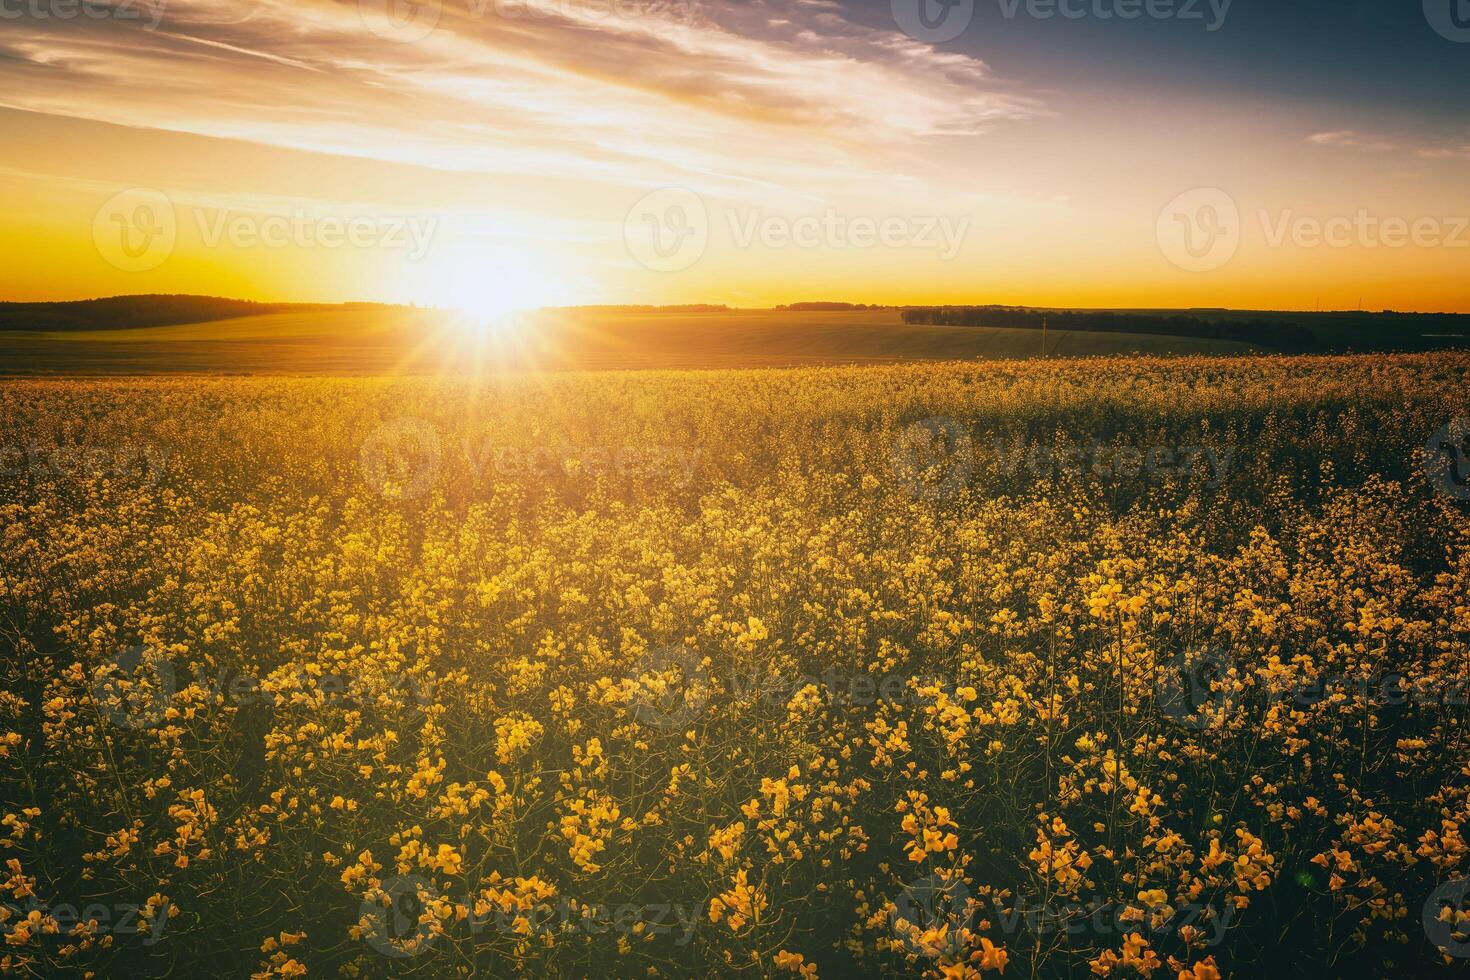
[{"x1": 0, "y1": 354, "x2": 1467, "y2": 976}]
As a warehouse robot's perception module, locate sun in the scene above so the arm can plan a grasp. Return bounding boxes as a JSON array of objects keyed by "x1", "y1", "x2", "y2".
[
  {"x1": 452, "y1": 298, "x2": 529, "y2": 343},
  {"x1": 449, "y1": 277, "x2": 545, "y2": 322},
  {"x1": 410, "y1": 248, "x2": 566, "y2": 332},
  {"x1": 443, "y1": 272, "x2": 553, "y2": 327}
]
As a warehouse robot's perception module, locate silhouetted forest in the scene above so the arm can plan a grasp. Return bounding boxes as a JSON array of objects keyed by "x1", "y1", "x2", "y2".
[
  {"x1": 0, "y1": 295, "x2": 401, "y2": 331},
  {"x1": 775, "y1": 302, "x2": 889, "y2": 311},
  {"x1": 903, "y1": 306, "x2": 1313, "y2": 349},
  {"x1": 902, "y1": 305, "x2": 1470, "y2": 353}
]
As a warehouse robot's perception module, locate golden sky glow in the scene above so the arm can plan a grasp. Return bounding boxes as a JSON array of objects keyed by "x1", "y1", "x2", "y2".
[{"x1": 1, "y1": 0, "x2": 1468, "y2": 312}]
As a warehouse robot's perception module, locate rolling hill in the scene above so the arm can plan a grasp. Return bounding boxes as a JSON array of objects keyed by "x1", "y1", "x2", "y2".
[{"x1": 0, "y1": 306, "x2": 1259, "y2": 375}]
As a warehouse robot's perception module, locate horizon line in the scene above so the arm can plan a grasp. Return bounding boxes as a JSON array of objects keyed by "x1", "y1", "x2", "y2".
[{"x1": 1, "y1": 293, "x2": 1463, "y2": 318}]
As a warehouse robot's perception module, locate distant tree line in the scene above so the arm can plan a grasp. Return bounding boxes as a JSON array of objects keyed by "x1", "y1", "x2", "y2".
[
  {"x1": 0, "y1": 294, "x2": 396, "y2": 331},
  {"x1": 775, "y1": 302, "x2": 888, "y2": 312},
  {"x1": 902, "y1": 306, "x2": 1315, "y2": 350},
  {"x1": 554, "y1": 305, "x2": 731, "y2": 314}
]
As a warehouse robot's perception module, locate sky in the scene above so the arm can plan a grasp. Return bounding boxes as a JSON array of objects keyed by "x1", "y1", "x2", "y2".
[{"x1": 0, "y1": 0, "x2": 1467, "y2": 312}]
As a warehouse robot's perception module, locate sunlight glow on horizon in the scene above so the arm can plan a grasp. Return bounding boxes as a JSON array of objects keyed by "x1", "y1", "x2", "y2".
[
  {"x1": 0, "y1": 2, "x2": 1466, "y2": 312},
  {"x1": 408, "y1": 250, "x2": 568, "y2": 321}
]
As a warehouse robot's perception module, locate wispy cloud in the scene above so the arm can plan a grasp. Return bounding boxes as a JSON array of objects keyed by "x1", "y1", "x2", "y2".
[
  {"x1": 0, "y1": 0, "x2": 1039, "y2": 203},
  {"x1": 1306, "y1": 130, "x2": 1398, "y2": 152},
  {"x1": 1416, "y1": 145, "x2": 1470, "y2": 160},
  {"x1": 1306, "y1": 129, "x2": 1470, "y2": 164}
]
